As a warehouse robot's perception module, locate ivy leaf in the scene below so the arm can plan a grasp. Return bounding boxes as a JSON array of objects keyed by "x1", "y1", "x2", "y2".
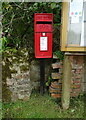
[{"x1": 51, "y1": 3, "x2": 56, "y2": 9}]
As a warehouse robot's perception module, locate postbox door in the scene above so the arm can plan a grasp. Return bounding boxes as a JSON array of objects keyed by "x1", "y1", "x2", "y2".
[
  {"x1": 35, "y1": 23, "x2": 52, "y2": 32},
  {"x1": 35, "y1": 32, "x2": 52, "y2": 58}
]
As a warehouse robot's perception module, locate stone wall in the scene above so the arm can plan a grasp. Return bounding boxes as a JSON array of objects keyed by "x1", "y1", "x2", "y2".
[
  {"x1": 2, "y1": 48, "x2": 32, "y2": 102},
  {"x1": 2, "y1": 48, "x2": 51, "y2": 102}
]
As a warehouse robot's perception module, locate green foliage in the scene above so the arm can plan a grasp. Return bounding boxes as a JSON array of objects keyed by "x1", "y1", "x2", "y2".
[
  {"x1": 51, "y1": 3, "x2": 57, "y2": 9},
  {"x1": 0, "y1": 37, "x2": 18, "y2": 53},
  {"x1": 1, "y1": 37, "x2": 8, "y2": 50},
  {"x1": 2, "y1": 2, "x2": 62, "y2": 55},
  {"x1": 46, "y1": 76, "x2": 52, "y2": 86},
  {"x1": 0, "y1": 102, "x2": 2, "y2": 119},
  {"x1": 54, "y1": 50, "x2": 64, "y2": 60}
]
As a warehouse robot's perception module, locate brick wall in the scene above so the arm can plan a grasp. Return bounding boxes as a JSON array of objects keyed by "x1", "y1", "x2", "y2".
[
  {"x1": 49, "y1": 55, "x2": 85, "y2": 99},
  {"x1": 70, "y1": 55, "x2": 85, "y2": 97}
]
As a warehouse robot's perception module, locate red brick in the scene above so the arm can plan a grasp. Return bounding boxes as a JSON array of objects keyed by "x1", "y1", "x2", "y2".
[
  {"x1": 75, "y1": 75, "x2": 82, "y2": 79},
  {"x1": 51, "y1": 73, "x2": 61, "y2": 79},
  {"x1": 70, "y1": 92, "x2": 79, "y2": 97},
  {"x1": 51, "y1": 93, "x2": 61, "y2": 98},
  {"x1": 75, "y1": 69, "x2": 82, "y2": 74},
  {"x1": 77, "y1": 56, "x2": 84, "y2": 65},
  {"x1": 72, "y1": 84, "x2": 81, "y2": 88},
  {"x1": 71, "y1": 80, "x2": 73, "y2": 84},
  {"x1": 51, "y1": 83, "x2": 62, "y2": 89},
  {"x1": 70, "y1": 89, "x2": 73, "y2": 92},
  {"x1": 73, "y1": 80, "x2": 81, "y2": 83},
  {"x1": 73, "y1": 88, "x2": 81, "y2": 92},
  {"x1": 49, "y1": 86, "x2": 61, "y2": 93},
  {"x1": 69, "y1": 56, "x2": 74, "y2": 62}
]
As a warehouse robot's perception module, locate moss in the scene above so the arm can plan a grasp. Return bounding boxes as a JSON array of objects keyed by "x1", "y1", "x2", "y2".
[
  {"x1": 11, "y1": 58, "x2": 19, "y2": 63},
  {"x1": 11, "y1": 56, "x2": 28, "y2": 64},
  {"x1": 21, "y1": 57, "x2": 29, "y2": 63},
  {"x1": 16, "y1": 48, "x2": 28, "y2": 57},
  {"x1": 20, "y1": 65, "x2": 29, "y2": 71},
  {"x1": 2, "y1": 64, "x2": 11, "y2": 80},
  {"x1": 2, "y1": 60, "x2": 12, "y2": 102},
  {"x1": 11, "y1": 69, "x2": 17, "y2": 74},
  {"x1": 2, "y1": 84, "x2": 12, "y2": 102},
  {"x1": 17, "y1": 50, "x2": 23, "y2": 56}
]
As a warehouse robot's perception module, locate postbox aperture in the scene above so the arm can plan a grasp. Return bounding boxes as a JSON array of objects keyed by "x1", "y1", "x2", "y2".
[{"x1": 34, "y1": 13, "x2": 53, "y2": 58}]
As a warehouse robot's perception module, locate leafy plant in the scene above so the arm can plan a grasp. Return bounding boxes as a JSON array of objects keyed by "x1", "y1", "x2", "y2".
[
  {"x1": 2, "y1": 2, "x2": 62, "y2": 55},
  {"x1": 54, "y1": 50, "x2": 64, "y2": 60},
  {"x1": 46, "y1": 76, "x2": 52, "y2": 87},
  {"x1": 1, "y1": 36, "x2": 8, "y2": 50}
]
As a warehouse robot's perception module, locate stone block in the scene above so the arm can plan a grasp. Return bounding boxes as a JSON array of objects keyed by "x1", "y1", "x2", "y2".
[
  {"x1": 11, "y1": 93, "x2": 18, "y2": 102},
  {"x1": 6, "y1": 78, "x2": 14, "y2": 86},
  {"x1": 16, "y1": 84, "x2": 32, "y2": 90},
  {"x1": 31, "y1": 81, "x2": 40, "y2": 89},
  {"x1": 18, "y1": 94, "x2": 25, "y2": 99},
  {"x1": 17, "y1": 79, "x2": 30, "y2": 85},
  {"x1": 52, "y1": 63, "x2": 62, "y2": 69},
  {"x1": 30, "y1": 61, "x2": 40, "y2": 82}
]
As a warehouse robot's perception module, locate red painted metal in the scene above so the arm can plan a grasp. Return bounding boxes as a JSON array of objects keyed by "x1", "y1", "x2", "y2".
[
  {"x1": 34, "y1": 13, "x2": 53, "y2": 58},
  {"x1": 36, "y1": 24, "x2": 52, "y2": 32}
]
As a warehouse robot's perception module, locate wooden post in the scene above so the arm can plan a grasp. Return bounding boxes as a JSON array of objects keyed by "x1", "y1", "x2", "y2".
[{"x1": 61, "y1": 55, "x2": 72, "y2": 109}]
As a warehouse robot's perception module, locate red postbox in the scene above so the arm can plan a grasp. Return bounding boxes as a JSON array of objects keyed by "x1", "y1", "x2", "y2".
[{"x1": 34, "y1": 13, "x2": 53, "y2": 58}]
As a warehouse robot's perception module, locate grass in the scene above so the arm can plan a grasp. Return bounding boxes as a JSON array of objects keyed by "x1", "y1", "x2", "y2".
[
  {"x1": 0, "y1": 102, "x2": 2, "y2": 119},
  {"x1": 2, "y1": 91, "x2": 85, "y2": 119}
]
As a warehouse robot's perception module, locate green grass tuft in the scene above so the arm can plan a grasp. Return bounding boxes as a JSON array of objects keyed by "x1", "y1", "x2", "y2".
[{"x1": 2, "y1": 91, "x2": 85, "y2": 118}]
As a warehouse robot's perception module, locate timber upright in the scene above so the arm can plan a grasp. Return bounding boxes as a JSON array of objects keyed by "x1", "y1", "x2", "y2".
[
  {"x1": 34, "y1": 13, "x2": 53, "y2": 94},
  {"x1": 61, "y1": 1, "x2": 85, "y2": 109}
]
